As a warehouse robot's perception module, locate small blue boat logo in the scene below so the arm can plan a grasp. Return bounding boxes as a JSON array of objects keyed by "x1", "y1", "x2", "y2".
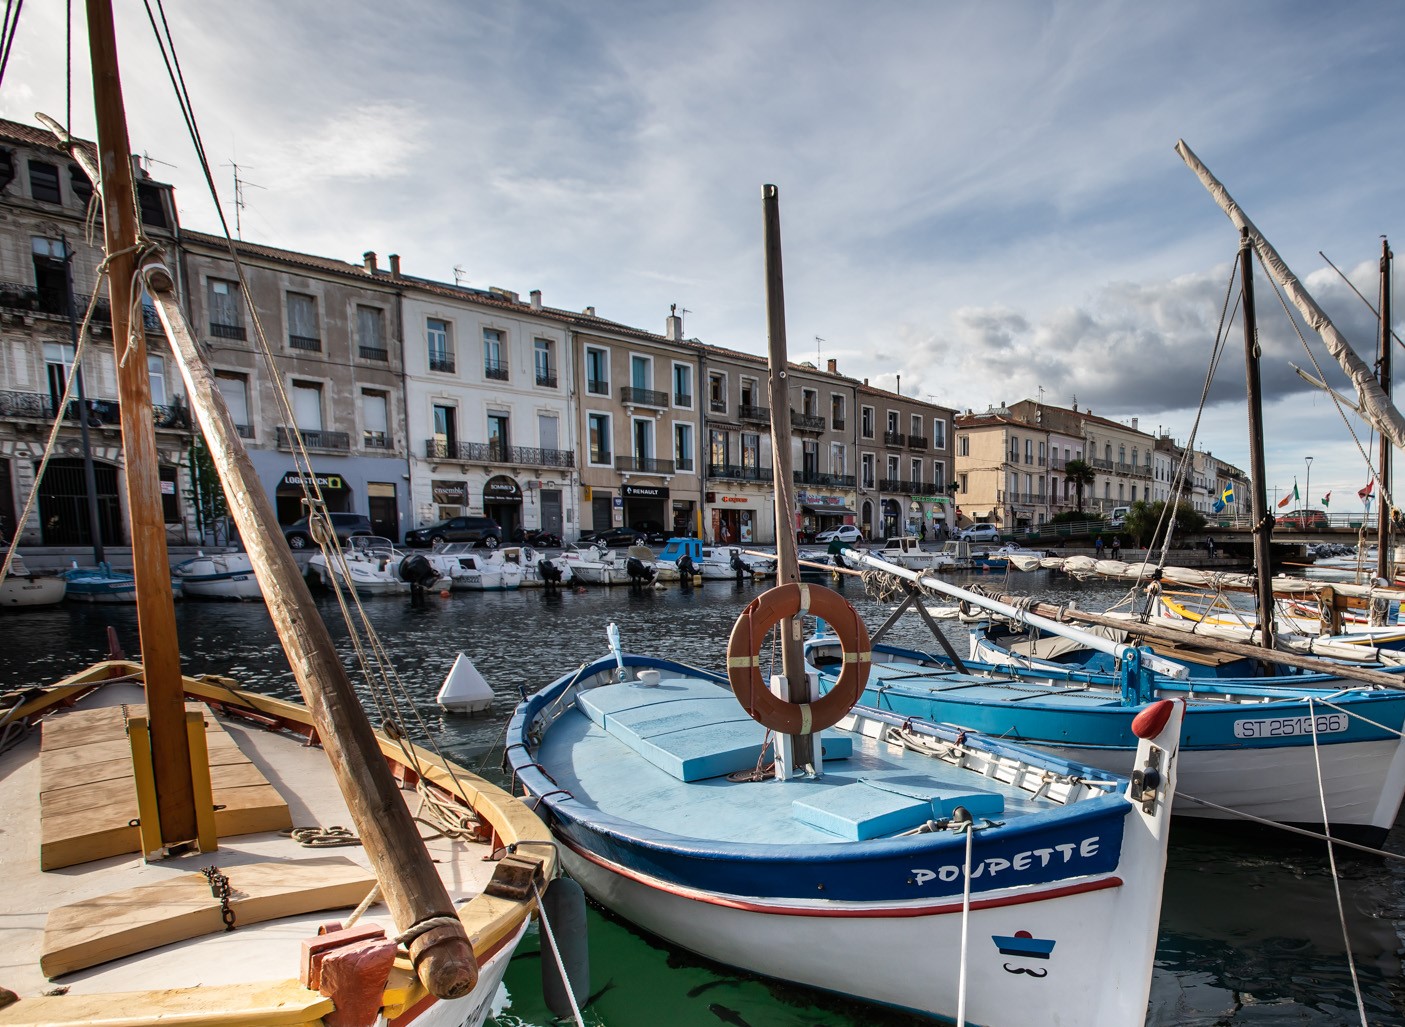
[{"x1": 993, "y1": 931, "x2": 1055, "y2": 959}]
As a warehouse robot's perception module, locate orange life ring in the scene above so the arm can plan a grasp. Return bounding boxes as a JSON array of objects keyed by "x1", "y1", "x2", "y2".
[{"x1": 725, "y1": 582, "x2": 872, "y2": 734}]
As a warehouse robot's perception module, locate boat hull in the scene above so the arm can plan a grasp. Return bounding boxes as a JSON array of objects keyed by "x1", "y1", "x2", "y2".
[
  {"x1": 173, "y1": 554, "x2": 263, "y2": 600},
  {"x1": 0, "y1": 575, "x2": 66, "y2": 607}
]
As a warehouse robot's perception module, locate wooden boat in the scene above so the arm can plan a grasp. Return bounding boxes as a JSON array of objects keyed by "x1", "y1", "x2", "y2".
[
  {"x1": 0, "y1": 7, "x2": 559, "y2": 1023},
  {"x1": 0, "y1": 553, "x2": 67, "y2": 608},
  {"x1": 171, "y1": 550, "x2": 263, "y2": 601},
  {"x1": 61, "y1": 561, "x2": 137, "y2": 603}
]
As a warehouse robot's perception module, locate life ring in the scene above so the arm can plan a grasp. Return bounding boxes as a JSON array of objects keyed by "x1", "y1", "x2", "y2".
[{"x1": 726, "y1": 582, "x2": 871, "y2": 734}]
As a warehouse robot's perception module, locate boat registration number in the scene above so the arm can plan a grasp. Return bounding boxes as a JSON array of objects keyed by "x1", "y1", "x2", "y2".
[{"x1": 1232, "y1": 713, "x2": 1349, "y2": 739}]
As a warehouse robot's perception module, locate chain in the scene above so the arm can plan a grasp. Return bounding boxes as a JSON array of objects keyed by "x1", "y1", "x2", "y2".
[{"x1": 200, "y1": 865, "x2": 236, "y2": 931}]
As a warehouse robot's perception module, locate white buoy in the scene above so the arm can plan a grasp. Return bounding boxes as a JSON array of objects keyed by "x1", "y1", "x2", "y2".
[{"x1": 436, "y1": 652, "x2": 494, "y2": 714}]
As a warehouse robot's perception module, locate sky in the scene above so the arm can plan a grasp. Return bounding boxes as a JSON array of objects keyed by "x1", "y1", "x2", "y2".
[{"x1": 5, "y1": 0, "x2": 1404, "y2": 513}]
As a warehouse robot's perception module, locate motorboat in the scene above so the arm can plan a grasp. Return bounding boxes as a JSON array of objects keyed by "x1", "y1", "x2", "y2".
[
  {"x1": 171, "y1": 550, "x2": 262, "y2": 600},
  {"x1": 308, "y1": 536, "x2": 448, "y2": 596},
  {"x1": 425, "y1": 543, "x2": 523, "y2": 591},
  {"x1": 0, "y1": 552, "x2": 67, "y2": 608}
]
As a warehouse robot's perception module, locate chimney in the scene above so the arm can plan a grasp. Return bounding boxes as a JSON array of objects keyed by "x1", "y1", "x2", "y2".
[
  {"x1": 389, "y1": 254, "x2": 401, "y2": 279},
  {"x1": 584, "y1": 306, "x2": 596, "y2": 317},
  {"x1": 363, "y1": 251, "x2": 377, "y2": 274},
  {"x1": 129, "y1": 154, "x2": 149, "y2": 180},
  {"x1": 863, "y1": 377, "x2": 869, "y2": 386},
  {"x1": 896, "y1": 374, "x2": 901, "y2": 395},
  {"x1": 665, "y1": 303, "x2": 683, "y2": 341},
  {"x1": 1131, "y1": 417, "x2": 1138, "y2": 431},
  {"x1": 827, "y1": 358, "x2": 837, "y2": 374},
  {"x1": 530, "y1": 289, "x2": 542, "y2": 310}
]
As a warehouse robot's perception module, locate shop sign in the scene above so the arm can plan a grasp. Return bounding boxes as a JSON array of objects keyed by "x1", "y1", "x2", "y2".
[
  {"x1": 623, "y1": 483, "x2": 669, "y2": 499},
  {"x1": 432, "y1": 479, "x2": 466, "y2": 504},
  {"x1": 719, "y1": 495, "x2": 749, "y2": 504},
  {"x1": 282, "y1": 472, "x2": 345, "y2": 490},
  {"x1": 484, "y1": 474, "x2": 522, "y2": 500},
  {"x1": 912, "y1": 495, "x2": 951, "y2": 505},
  {"x1": 796, "y1": 493, "x2": 844, "y2": 506}
]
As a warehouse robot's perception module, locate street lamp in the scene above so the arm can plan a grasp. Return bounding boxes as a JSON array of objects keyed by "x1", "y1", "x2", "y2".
[{"x1": 1305, "y1": 456, "x2": 1313, "y2": 519}]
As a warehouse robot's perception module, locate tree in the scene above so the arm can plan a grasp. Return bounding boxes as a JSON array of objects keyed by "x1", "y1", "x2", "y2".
[
  {"x1": 1125, "y1": 499, "x2": 1206, "y2": 549},
  {"x1": 186, "y1": 433, "x2": 230, "y2": 544},
  {"x1": 1063, "y1": 459, "x2": 1096, "y2": 513}
]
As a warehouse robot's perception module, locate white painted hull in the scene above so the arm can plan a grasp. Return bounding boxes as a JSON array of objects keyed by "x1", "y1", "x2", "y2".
[
  {"x1": 455, "y1": 570, "x2": 522, "y2": 591},
  {"x1": 174, "y1": 554, "x2": 264, "y2": 600},
  {"x1": 0, "y1": 575, "x2": 66, "y2": 607},
  {"x1": 392, "y1": 917, "x2": 527, "y2": 1027}
]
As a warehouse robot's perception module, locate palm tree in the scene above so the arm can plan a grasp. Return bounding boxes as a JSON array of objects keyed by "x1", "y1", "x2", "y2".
[{"x1": 1063, "y1": 459, "x2": 1096, "y2": 513}]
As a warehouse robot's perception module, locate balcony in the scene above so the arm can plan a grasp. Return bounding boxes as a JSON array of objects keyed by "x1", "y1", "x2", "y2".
[
  {"x1": 831, "y1": 418, "x2": 846, "y2": 432},
  {"x1": 883, "y1": 430, "x2": 906, "y2": 447},
  {"x1": 234, "y1": 423, "x2": 254, "y2": 439},
  {"x1": 587, "y1": 378, "x2": 610, "y2": 396},
  {"x1": 708, "y1": 463, "x2": 772, "y2": 482},
  {"x1": 878, "y1": 478, "x2": 926, "y2": 494},
  {"x1": 429, "y1": 354, "x2": 455, "y2": 373},
  {"x1": 211, "y1": 321, "x2": 246, "y2": 340},
  {"x1": 277, "y1": 426, "x2": 349, "y2": 451},
  {"x1": 616, "y1": 455, "x2": 676, "y2": 475},
  {"x1": 675, "y1": 457, "x2": 694, "y2": 472},
  {"x1": 484, "y1": 361, "x2": 510, "y2": 382},
  {"x1": 536, "y1": 370, "x2": 558, "y2": 388},
  {"x1": 674, "y1": 391, "x2": 692, "y2": 408},
  {"x1": 359, "y1": 346, "x2": 388, "y2": 362},
  {"x1": 362, "y1": 431, "x2": 393, "y2": 450},
  {"x1": 791, "y1": 411, "x2": 826, "y2": 433},
  {"x1": 709, "y1": 397, "x2": 727, "y2": 413},
  {"x1": 0, "y1": 389, "x2": 191, "y2": 431},
  {"x1": 621, "y1": 386, "x2": 669, "y2": 408},
  {"x1": 907, "y1": 435, "x2": 928, "y2": 451},
  {"x1": 289, "y1": 334, "x2": 322, "y2": 352},
  {"x1": 424, "y1": 439, "x2": 575, "y2": 468},
  {"x1": 738, "y1": 404, "x2": 770, "y2": 424},
  {"x1": 794, "y1": 469, "x2": 856, "y2": 488}
]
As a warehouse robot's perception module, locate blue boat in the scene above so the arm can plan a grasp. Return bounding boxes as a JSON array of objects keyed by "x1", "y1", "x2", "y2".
[{"x1": 62, "y1": 562, "x2": 138, "y2": 603}]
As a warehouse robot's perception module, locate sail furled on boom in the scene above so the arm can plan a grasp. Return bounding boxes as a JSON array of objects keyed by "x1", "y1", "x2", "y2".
[{"x1": 1174, "y1": 139, "x2": 1405, "y2": 453}]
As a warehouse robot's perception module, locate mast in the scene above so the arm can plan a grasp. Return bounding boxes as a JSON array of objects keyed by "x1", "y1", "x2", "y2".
[
  {"x1": 1239, "y1": 228, "x2": 1276, "y2": 653},
  {"x1": 1378, "y1": 237, "x2": 1393, "y2": 582},
  {"x1": 761, "y1": 184, "x2": 815, "y2": 774},
  {"x1": 61, "y1": 238, "x2": 106, "y2": 564},
  {"x1": 86, "y1": 0, "x2": 196, "y2": 843}
]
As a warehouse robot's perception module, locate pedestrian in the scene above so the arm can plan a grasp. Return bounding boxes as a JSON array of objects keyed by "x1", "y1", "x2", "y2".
[
  {"x1": 1206, "y1": 536, "x2": 1216, "y2": 557},
  {"x1": 919, "y1": 522, "x2": 927, "y2": 542},
  {"x1": 1111, "y1": 536, "x2": 1121, "y2": 558},
  {"x1": 1094, "y1": 535, "x2": 1104, "y2": 556}
]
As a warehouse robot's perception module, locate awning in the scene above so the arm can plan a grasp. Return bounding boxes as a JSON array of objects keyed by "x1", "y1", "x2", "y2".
[{"x1": 800, "y1": 504, "x2": 856, "y2": 515}]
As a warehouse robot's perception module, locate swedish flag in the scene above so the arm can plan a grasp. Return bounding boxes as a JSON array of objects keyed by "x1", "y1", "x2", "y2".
[{"x1": 1222, "y1": 484, "x2": 1235, "y2": 504}]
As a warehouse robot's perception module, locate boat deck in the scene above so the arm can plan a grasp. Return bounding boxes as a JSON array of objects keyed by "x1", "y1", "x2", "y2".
[
  {"x1": 861, "y1": 661, "x2": 1127, "y2": 708},
  {"x1": 536, "y1": 676, "x2": 1076, "y2": 846},
  {"x1": 1, "y1": 681, "x2": 502, "y2": 999}
]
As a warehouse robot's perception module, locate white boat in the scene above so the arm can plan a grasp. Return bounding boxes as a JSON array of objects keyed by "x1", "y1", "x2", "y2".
[
  {"x1": 437, "y1": 652, "x2": 495, "y2": 713},
  {"x1": 875, "y1": 536, "x2": 944, "y2": 570},
  {"x1": 561, "y1": 545, "x2": 655, "y2": 586},
  {"x1": 0, "y1": 552, "x2": 67, "y2": 608},
  {"x1": 171, "y1": 550, "x2": 262, "y2": 600},
  {"x1": 426, "y1": 543, "x2": 523, "y2": 591},
  {"x1": 498, "y1": 544, "x2": 572, "y2": 587},
  {"x1": 308, "y1": 536, "x2": 448, "y2": 596},
  {"x1": 698, "y1": 544, "x2": 770, "y2": 579}
]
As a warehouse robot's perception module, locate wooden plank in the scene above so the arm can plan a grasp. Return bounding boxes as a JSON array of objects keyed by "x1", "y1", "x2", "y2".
[
  {"x1": 0, "y1": 979, "x2": 333, "y2": 1026},
  {"x1": 41, "y1": 857, "x2": 377, "y2": 977},
  {"x1": 211, "y1": 783, "x2": 294, "y2": 836}
]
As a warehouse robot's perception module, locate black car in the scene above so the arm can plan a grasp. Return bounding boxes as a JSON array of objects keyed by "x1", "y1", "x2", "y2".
[
  {"x1": 578, "y1": 526, "x2": 646, "y2": 549},
  {"x1": 283, "y1": 512, "x2": 374, "y2": 550},
  {"x1": 629, "y1": 520, "x2": 672, "y2": 546},
  {"x1": 403, "y1": 515, "x2": 502, "y2": 549}
]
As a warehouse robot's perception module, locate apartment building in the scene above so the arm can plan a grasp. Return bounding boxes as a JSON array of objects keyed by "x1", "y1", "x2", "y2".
[
  {"x1": 953, "y1": 407, "x2": 1052, "y2": 531},
  {"x1": 856, "y1": 378, "x2": 956, "y2": 539},
  {"x1": 0, "y1": 119, "x2": 194, "y2": 547}
]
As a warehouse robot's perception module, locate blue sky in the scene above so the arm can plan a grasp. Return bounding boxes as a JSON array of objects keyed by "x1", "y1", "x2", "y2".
[{"x1": 6, "y1": 0, "x2": 1404, "y2": 512}]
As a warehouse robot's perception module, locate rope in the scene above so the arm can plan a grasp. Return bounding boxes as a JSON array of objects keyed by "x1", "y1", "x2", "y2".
[
  {"x1": 956, "y1": 816, "x2": 974, "y2": 1027},
  {"x1": 1307, "y1": 699, "x2": 1369, "y2": 1027},
  {"x1": 532, "y1": 879, "x2": 585, "y2": 1027},
  {"x1": 1173, "y1": 795, "x2": 1405, "y2": 862},
  {"x1": 392, "y1": 915, "x2": 464, "y2": 947},
  {"x1": 343, "y1": 884, "x2": 381, "y2": 929}
]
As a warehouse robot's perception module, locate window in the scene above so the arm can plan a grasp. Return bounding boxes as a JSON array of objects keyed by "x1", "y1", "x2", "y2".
[
  {"x1": 709, "y1": 373, "x2": 727, "y2": 412},
  {"x1": 887, "y1": 455, "x2": 899, "y2": 479},
  {"x1": 287, "y1": 293, "x2": 320, "y2": 351},
  {"x1": 588, "y1": 413, "x2": 612, "y2": 464},
  {"x1": 831, "y1": 394, "x2": 846, "y2": 430},
  {"x1": 802, "y1": 440, "x2": 819, "y2": 476},
  {"x1": 362, "y1": 390, "x2": 389, "y2": 448},
  {"x1": 932, "y1": 418, "x2": 946, "y2": 449},
  {"x1": 215, "y1": 371, "x2": 251, "y2": 436},
  {"x1": 1038, "y1": 441, "x2": 1046, "y2": 465},
  {"x1": 487, "y1": 412, "x2": 509, "y2": 459},
  {"x1": 432, "y1": 403, "x2": 458, "y2": 453},
  {"x1": 673, "y1": 363, "x2": 692, "y2": 407},
  {"x1": 632, "y1": 418, "x2": 653, "y2": 460},
  {"x1": 910, "y1": 459, "x2": 922, "y2": 485},
  {"x1": 959, "y1": 435, "x2": 969, "y2": 457},
  {"x1": 534, "y1": 338, "x2": 555, "y2": 387},
  {"x1": 709, "y1": 429, "x2": 729, "y2": 468},
  {"x1": 148, "y1": 354, "x2": 167, "y2": 406},
  {"x1": 631, "y1": 354, "x2": 651, "y2": 389},
  {"x1": 741, "y1": 432, "x2": 760, "y2": 472},
  {"x1": 960, "y1": 473, "x2": 968, "y2": 495},
  {"x1": 1025, "y1": 439, "x2": 1033, "y2": 464},
  {"x1": 32, "y1": 237, "x2": 66, "y2": 315},
  {"x1": 861, "y1": 453, "x2": 875, "y2": 489},
  {"x1": 585, "y1": 347, "x2": 609, "y2": 395},
  {"x1": 357, "y1": 306, "x2": 386, "y2": 361},
  {"x1": 428, "y1": 319, "x2": 453, "y2": 372},
  {"x1": 484, "y1": 328, "x2": 508, "y2": 380},
  {"x1": 539, "y1": 413, "x2": 560, "y2": 453},
  {"x1": 292, "y1": 380, "x2": 323, "y2": 431},
  {"x1": 911, "y1": 414, "x2": 923, "y2": 437},
  {"x1": 861, "y1": 406, "x2": 875, "y2": 439},
  {"x1": 69, "y1": 164, "x2": 92, "y2": 208},
  {"x1": 832, "y1": 443, "x2": 847, "y2": 476},
  {"x1": 933, "y1": 461, "x2": 946, "y2": 490},
  {"x1": 208, "y1": 279, "x2": 244, "y2": 339},
  {"x1": 674, "y1": 423, "x2": 694, "y2": 471},
  {"x1": 801, "y1": 389, "x2": 818, "y2": 417},
  {"x1": 137, "y1": 183, "x2": 168, "y2": 228},
  {"x1": 28, "y1": 160, "x2": 60, "y2": 203},
  {"x1": 740, "y1": 378, "x2": 757, "y2": 407}
]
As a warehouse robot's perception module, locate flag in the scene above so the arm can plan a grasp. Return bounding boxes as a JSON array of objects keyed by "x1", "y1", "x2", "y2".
[
  {"x1": 1360, "y1": 480, "x2": 1375, "y2": 502},
  {"x1": 1321, "y1": 490, "x2": 1331, "y2": 507},
  {"x1": 1212, "y1": 498, "x2": 1226, "y2": 513},
  {"x1": 1221, "y1": 484, "x2": 1235, "y2": 505},
  {"x1": 1277, "y1": 492, "x2": 1292, "y2": 509},
  {"x1": 1293, "y1": 482, "x2": 1300, "y2": 502}
]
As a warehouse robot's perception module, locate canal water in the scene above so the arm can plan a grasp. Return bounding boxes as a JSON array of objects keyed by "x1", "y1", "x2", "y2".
[{"x1": 4, "y1": 569, "x2": 1404, "y2": 1025}]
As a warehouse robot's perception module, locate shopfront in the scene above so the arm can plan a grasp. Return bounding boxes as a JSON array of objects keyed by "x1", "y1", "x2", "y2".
[
  {"x1": 432, "y1": 479, "x2": 467, "y2": 520},
  {"x1": 910, "y1": 493, "x2": 954, "y2": 540},
  {"x1": 276, "y1": 471, "x2": 350, "y2": 524},
  {"x1": 483, "y1": 474, "x2": 522, "y2": 536},
  {"x1": 709, "y1": 493, "x2": 757, "y2": 545},
  {"x1": 622, "y1": 482, "x2": 668, "y2": 536},
  {"x1": 797, "y1": 493, "x2": 855, "y2": 540}
]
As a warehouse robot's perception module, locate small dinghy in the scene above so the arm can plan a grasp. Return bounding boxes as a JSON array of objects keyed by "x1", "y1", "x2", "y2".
[
  {"x1": 0, "y1": 552, "x2": 67, "y2": 608},
  {"x1": 437, "y1": 652, "x2": 495, "y2": 714}
]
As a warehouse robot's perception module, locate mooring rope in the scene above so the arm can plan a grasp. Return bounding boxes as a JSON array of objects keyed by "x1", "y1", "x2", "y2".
[
  {"x1": 532, "y1": 879, "x2": 585, "y2": 1027},
  {"x1": 955, "y1": 814, "x2": 975, "y2": 1027}
]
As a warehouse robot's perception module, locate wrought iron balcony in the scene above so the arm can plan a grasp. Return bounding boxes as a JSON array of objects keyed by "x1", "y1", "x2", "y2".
[
  {"x1": 794, "y1": 469, "x2": 856, "y2": 488},
  {"x1": 359, "y1": 346, "x2": 388, "y2": 362},
  {"x1": 484, "y1": 361, "x2": 510, "y2": 381},
  {"x1": 289, "y1": 334, "x2": 322, "y2": 352},
  {"x1": 362, "y1": 430, "x2": 393, "y2": 450},
  {"x1": 211, "y1": 321, "x2": 246, "y2": 340},
  {"x1": 429, "y1": 354, "x2": 455, "y2": 373},
  {"x1": 831, "y1": 418, "x2": 846, "y2": 432},
  {"x1": 710, "y1": 398, "x2": 728, "y2": 413},
  {"x1": 424, "y1": 439, "x2": 574, "y2": 467},
  {"x1": 883, "y1": 431, "x2": 906, "y2": 447},
  {"x1": 674, "y1": 392, "x2": 692, "y2": 408},
  {"x1": 878, "y1": 478, "x2": 925, "y2": 494},
  {"x1": 907, "y1": 435, "x2": 928, "y2": 451},
  {"x1": 536, "y1": 370, "x2": 558, "y2": 388},
  {"x1": 738, "y1": 404, "x2": 770, "y2": 424},
  {"x1": 587, "y1": 378, "x2": 610, "y2": 395},
  {"x1": 277, "y1": 426, "x2": 350, "y2": 451},
  {"x1": 616, "y1": 455, "x2": 676, "y2": 475},
  {"x1": 675, "y1": 457, "x2": 695, "y2": 472},
  {"x1": 708, "y1": 463, "x2": 772, "y2": 482},
  {"x1": 791, "y1": 411, "x2": 827, "y2": 433},
  {"x1": 621, "y1": 386, "x2": 669, "y2": 408}
]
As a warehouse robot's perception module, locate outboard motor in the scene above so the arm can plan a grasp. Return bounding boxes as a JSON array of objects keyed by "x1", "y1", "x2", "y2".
[
  {"x1": 676, "y1": 554, "x2": 696, "y2": 588},
  {"x1": 399, "y1": 552, "x2": 439, "y2": 609},
  {"x1": 539, "y1": 558, "x2": 563, "y2": 590},
  {"x1": 730, "y1": 549, "x2": 746, "y2": 582},
  {"x1": 625, "y1": 557, "x2": 655, "y2": 586}
]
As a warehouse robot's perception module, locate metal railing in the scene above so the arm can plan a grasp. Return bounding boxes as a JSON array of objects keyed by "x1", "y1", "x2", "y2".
[
  {"x1": 587, "y1": 378, "x2": 610, "y2": 395},
  {"x1": 484, "y1": 361, "x2": 510, "y2": 381},
  {"x1": 832, "y1": 418, "x2": 846, "y2": 432},
  {"x1": 907, "y1": 435, "x2": 927, "y2": 450},
  {"x1": 429, "y1": 354, "x2": 455, "y2": 373},
  {"x1": 359, "y1": 346, "x2": 389, "y2": 362},
  {"x1": 289, "y1": 334, "x2": 322, "y2": 352},
  {"x1": 362, "y1": 431, "x2": 393, "y2": 450},
  {"x1": 621, "y1": 386, "x2": 669, "y2": 407},
  {"x1": 791, "y1": 411, "x2": 827, "y2": 432},
  {"x1": 277, "y1": 426, "x2": 349, "y2": 451},
  {"x1": 883, "y1": 431, "x2": 906, "y2": 446},
  {"x1": 210, "y1": 322, "x2": 246, "y2": 340},
  {"x1": 616, "y1": 455, "x2": 676, "y2": 474},
  {"x1": 878, "y1": 478, "x2": 925, "y2": 494},
  {"x1": 708, "y1": 463, "x2": 772, "y2": 482},
  {"x1": 739, "y1": 404, "x2": 770, "y2": 423},
  {"x1": 424, "y1": 439, "x2": 574, "y2": 467},
  {"x1": 536, "y1": 371, "x2": 558, "y2": 388},
  {"x1": 795, "y1": 469, "x2": 856, "y2": 488},
  {"x1": 710, "y1": 398, "x2": 727, "y2": 413},
  {"x1": 674, "y1": 392, "x2": 692, "y2": 407}
]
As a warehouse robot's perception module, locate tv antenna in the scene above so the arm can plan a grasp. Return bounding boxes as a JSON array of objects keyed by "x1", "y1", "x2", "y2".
[
  {"x1": 453, "y1": 265, "x2": 468, "y2": 286},
  {"x1": 223, "y1": 160, "x2": 264, "y2": 240},
  {"x1": 815, "y1": 336, "x2": 825, "y2": 368}
]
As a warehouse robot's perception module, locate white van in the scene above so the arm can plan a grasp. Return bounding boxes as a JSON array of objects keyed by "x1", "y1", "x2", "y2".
[{"x1": 1108, "y1": 507, "x2": 1130, "y2": 528}]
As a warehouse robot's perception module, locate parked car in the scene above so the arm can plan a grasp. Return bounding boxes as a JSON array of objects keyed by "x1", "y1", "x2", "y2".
[
  {"x1": 814, "y1": 524, "x2": 863, "y2": 544},
  {"x1": 1277, "y1": 508, "x2": 1330, "y2": 530},
  {"x1": 959, "y1": 522, "x2": 1002, "y2": 543},
  {"x1": 629, "y1": 520, "x2": 673, "y2": 546},
  {"x1": 1108, "y1": 506, "x2": 1130, "y2": 529},
  {"x1": 283, "y1": 512, "x2": 373, "y2": 550},
  {"x1": 511, "y1": 527, "x2": 563, "y2": 548},
  {"x1": 578, "y1": 527, "x2": 647, "y2": 548},
  {"x1": 403, "y1": 515, "x2": 502, "y2": 549}
]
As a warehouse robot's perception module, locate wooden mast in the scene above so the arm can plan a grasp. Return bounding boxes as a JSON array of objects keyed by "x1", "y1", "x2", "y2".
[
  {"x1": 761, "y1": 184, "x2": 815, "y2": 775},
  {"x1": 86, "y1": 0, "x2": 197, "y2": 845},
  {"x1": 1377, "y1": 237, "x2": 1393, "y2": 583},
  {"x1": 1238, "y1": 227, "x2": 1276, "y2": 653},
  {"x1": 78, "y1": 0, "x2": 480, "y2": 999}
]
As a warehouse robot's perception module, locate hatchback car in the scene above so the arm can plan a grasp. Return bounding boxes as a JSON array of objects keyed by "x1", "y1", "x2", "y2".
[
  {"x1": 959, "y1": 522, "x2": 1002, "y2": 543},
  {"x1": 814, "y1": 524, "x2": 863, "y2": 544},
  {"x1": 1277, "y1": 508, "x2": 1330, "y2": 530},
  {"x1": 403, "y1": 515, "x2": 502, "y2": 548},
  {"x1": 578, "y1": 526, "x2": 647, "y2": 548},
  {"x1": 283, "y1": 512, "x2": 373, "y2": 550}
]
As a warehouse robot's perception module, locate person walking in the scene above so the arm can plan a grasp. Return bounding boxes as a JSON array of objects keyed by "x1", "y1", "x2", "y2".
[
  {"x1": 1094, "y1": 535, "x2": 1104, "y2": 556},
  {"x1": 1111, "y1": 536, "x2": 1121, "y2": 558},
  {"x1": 1206, "y1": 536, "x2": 1216, "y2": 558}
]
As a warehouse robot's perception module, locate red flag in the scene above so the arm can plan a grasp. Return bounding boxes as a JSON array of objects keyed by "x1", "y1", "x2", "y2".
[
  {"x1": 1359, "y1": 481, "x2": 1375, "y2": 502},
  {"x1": 1276, "y1": 493, "x2": 1291, "y2": 509}
]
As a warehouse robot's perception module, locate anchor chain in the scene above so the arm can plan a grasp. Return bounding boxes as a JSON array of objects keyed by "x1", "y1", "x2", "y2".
[{"x1": 201, "y1": 865, "x2": 236, "y2": 931}]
